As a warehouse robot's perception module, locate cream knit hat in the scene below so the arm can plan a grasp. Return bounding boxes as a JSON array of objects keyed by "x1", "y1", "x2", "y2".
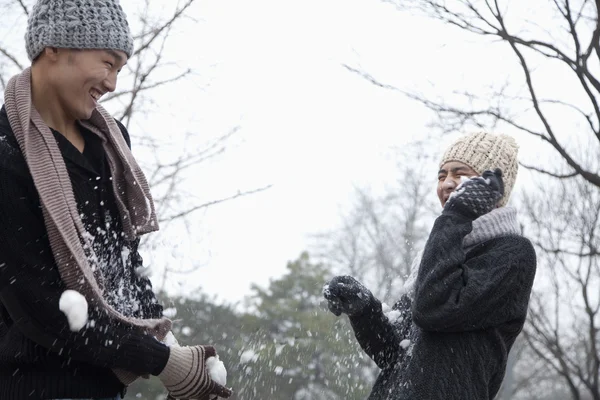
[{"x1": 440, "y1": 132, "x2": 519, "y2": 206}]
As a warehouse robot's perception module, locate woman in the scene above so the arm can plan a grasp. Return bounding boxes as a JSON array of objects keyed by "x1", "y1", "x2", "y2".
[{"x1": 323, "y1": 132, "x2": 537, "y2": 400}]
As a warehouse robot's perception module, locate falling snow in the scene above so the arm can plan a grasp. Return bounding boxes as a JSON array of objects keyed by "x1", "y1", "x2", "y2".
[{"x1": 240, "y1": 349, "x2": 259, "y2": 364}]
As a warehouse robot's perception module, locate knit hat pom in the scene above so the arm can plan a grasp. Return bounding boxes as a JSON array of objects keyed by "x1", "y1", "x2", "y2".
[{"x1": 440, "y1": 132, "x2": 519, "y2": 207}]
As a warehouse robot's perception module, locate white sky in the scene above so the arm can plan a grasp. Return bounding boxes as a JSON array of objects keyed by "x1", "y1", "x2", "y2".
[
  {"x1": 130, "y1": 0, "x2": 470, "y2": 304},
  {"x1": 0, "y1": 0, "x2": 589, "y2": 305},
  {"x1": 132, "y1": 0, "x2": 536, "y2": 305}
]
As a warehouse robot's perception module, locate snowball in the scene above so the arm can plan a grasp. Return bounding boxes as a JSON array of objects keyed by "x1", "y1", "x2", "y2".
[
  {"x1": 162, "y1": 307, "x2": 177, "y2": 318},
  {"x1": 59, "y1": 290, "x2": 88, "y2": 332},
  {"x1": 448, "y1": 187, "x2": 466, "y2": 200},
  {"x1": 181, "y1": 326, "x2": 192, "y2": 336},
  {"x1": 385, "y1": 310, "x2": 402, "y2": 323},
  {"x1": 400, "y1": 339, "x2": 411, "y2": 349},
  {"x1": 162, "y1": 331, "x2": 178, "y2": 347},
  {"x1": 381, "y1": 302, "x2": 391, "y2": 313},
  {"x1": 460, "y1": 176, "x2": 471, "y2": 184},
  {"x1": 206, "y1": 355, "x2": 227, "y2": 386}
]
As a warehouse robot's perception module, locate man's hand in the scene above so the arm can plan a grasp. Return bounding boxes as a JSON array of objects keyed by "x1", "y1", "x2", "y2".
[
  {"x1": 159, "y1": 345, "x2": 233, "y2": 400},
  {"x1": 444, "y1": 168, "x2": 504, "y2": 219},
  {"x1": 323, "y1": 276, "x2": 375, "y2": 317}
]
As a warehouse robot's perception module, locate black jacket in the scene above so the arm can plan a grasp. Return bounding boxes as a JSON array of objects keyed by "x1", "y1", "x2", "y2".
[
  {"x1": 349, "y1": 211, "x2": 536, "y2": 400},
  {"x1": 0, "y1": 106, "x2": 170, "y2": 399}
]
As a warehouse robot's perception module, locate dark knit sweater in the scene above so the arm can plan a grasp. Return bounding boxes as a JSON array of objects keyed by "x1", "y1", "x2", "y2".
[
  {"x1": 0, "y1": 106, "x2": 170, "y2": 399},
  {"x1": 349, "y1": 211, "x2": 537, "y2": 400}
]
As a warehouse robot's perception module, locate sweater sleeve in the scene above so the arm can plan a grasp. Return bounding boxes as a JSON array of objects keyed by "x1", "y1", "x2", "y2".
[
  {"x1": 412, "y1": 211, "x2": 537, "y2": 332},
  {"x1": 348, "y1": 296, "x2": 413, "y2": 369},
  {"x1": 0, "y1": 165, "x2": 169, "y2": 376}
]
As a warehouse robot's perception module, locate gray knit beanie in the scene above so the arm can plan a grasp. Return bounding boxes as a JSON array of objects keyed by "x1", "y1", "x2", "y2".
[{"x1": 25, "y1": 0, "x2": 134, "y2": 62}]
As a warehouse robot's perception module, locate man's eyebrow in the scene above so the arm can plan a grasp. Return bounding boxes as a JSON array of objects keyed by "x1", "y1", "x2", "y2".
[
  {"x1": 105, "y1": 49, "x2": 126, "y2": 65},
  {"x1": 438, "y1": 168, "x2": 447, "y2": 175}
]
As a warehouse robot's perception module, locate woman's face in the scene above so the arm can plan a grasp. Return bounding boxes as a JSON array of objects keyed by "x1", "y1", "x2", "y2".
[{"x1": 437, "y1": 161, "x2": 479, "y2": 207}]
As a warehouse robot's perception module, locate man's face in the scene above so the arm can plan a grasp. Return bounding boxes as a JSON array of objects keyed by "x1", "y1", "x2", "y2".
[
  {"x1": 48, "y1": 48, "x2": 127, "y2": 120},
  {"x1": 437, "y1": 161, "x2": 479, "y2": 207}
]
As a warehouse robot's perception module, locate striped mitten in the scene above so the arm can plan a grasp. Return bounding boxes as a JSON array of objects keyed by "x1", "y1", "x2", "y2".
[{"x1": 159, "y1": 345, "x2": 232, "y2": 400}]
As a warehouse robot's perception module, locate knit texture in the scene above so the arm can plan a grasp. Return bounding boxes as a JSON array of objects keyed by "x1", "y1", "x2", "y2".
[
  {"x1": 444, "y1": 170, "x2": 504, "y2": 219},
  {"x1": 440, "y1": 133, "x2": 519, "y2": 206},
  {"x1": 3, "y1": 68, "x2": 168, "y2": 384},
  {"x1": 403, "y1": 206, "x2": 520, "y2": 299},
  {"x1": 159, "y1": 345, "x2": 215, "y2": 399},
  {"x1": 348, "y1": 212, "x2": 536, "y2": 400},
  {"x1": 26, "y1": 0, "x2": 134, "y2": 61},
  {"x1": 463, "y1": 206, "x2": 520, "y2": 251},
  {"x1": 0, "y1": 105, "x2": 169, "y2": 398}
]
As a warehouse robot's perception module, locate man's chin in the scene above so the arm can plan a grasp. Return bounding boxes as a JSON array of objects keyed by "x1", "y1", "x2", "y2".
[{"x1": 78, "y1": 108, "x2": 95, "y2": 121}]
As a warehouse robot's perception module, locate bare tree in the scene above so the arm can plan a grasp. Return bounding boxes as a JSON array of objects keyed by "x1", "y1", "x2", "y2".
[
  {"x1": 0, "y1": 0, "x2": 270, "y2": 279},
  {"x1": 342, "y1": 2, "x2": 599, "y2": 398},
  {"x1": 347, "y1": 0, "x2": 600, "y2": 189},
  {"x1": 313, "y1": 141, "x2": 438, "y2": 304},
  {"x1": 517, "y1": 174, "x2": 600, "y2": 400}
]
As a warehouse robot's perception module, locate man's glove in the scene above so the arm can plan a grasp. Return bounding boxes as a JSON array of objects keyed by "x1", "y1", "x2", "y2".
[
  {"x1": 323, "y1": 276, "x2": 376, "y2": 317},
  {"x1": 444, "y1": 168, "x2": 504, "y2": 219},
  {"x1": 159, "y1": 345, "x2": 232, "y2": 400}
]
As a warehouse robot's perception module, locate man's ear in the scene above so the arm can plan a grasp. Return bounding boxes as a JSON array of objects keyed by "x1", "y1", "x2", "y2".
[{"x1": 42, "y1": 47, "x2": 61, "y2": 62}]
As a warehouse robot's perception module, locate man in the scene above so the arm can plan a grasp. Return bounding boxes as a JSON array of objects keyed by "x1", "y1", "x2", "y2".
[
  {"x1": 0, "y1": 1, "x2": 232, "y2": 399},
  {"x1": 323, "y1": 133, "x2": 537, "y2": 399}
]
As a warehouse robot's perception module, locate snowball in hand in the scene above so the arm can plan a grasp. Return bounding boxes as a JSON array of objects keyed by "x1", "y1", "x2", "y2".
[
  {"x1": 59, "y1": 290, "x2": 88, "y2": 332},
  {"x1": 206, "y1": 355, "x2": 227, "y2": 386},
  {"x1": 162, "y1": 331, "x2": 178, "y2": 347}
]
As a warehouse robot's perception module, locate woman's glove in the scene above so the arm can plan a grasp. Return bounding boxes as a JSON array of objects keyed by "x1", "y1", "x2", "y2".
[
  {"x1": 323, "y1": 275, "x2": 376, "y2": 317},
  {"x1": 443, "y1": 168, "x2": 504, "y2": 219}
]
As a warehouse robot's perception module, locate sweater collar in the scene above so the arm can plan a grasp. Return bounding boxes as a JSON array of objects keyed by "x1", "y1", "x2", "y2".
[{"x1": 463, "y1": 207, "x2": 520, "y2": 252}]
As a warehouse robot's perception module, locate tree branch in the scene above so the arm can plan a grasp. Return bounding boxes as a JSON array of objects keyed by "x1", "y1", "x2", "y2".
[
  {"x1": 102, "y1": 69, "x2": 191, "y2": 103},
  {"x1": 132, "y1": 0, "x2": 197, "y2": 57},
  {"x1": 533, "y1": 241, "x2": 599, "y2": 257},
  {"x1": 15, "y1": 0, "x2": 28, "y2": 16},
  {"x1": 519, "y1": 162, "x2": 578, "y2": 179},
  {"x1": 159, "y1": 185, "x2": 272, "y2": 223},
  {"x1": 0, "y1": 46, "x2": 24, "y2": 70},
  {"x1": 342, "y1": 64, "x2": 404, "y2": 92},
  {"x1": 494, "y1": 13, "x2": 600, "y2": 188}
]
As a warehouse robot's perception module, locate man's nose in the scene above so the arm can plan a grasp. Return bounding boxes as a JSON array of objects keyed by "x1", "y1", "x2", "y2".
[{"x1": 103, "y1": 72, "x2": 117, "y2": 93}]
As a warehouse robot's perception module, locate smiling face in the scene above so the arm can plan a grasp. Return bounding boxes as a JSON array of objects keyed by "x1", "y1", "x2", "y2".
[
  {"x1": 437, "y1": 161, "x2": 480, "y2": 207},
  {"x1": 44, "y1": 48, "x2": 127, "y2": 120}
]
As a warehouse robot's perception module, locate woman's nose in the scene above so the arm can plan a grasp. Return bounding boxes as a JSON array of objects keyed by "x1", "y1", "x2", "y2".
[{"x1": 442, "y1": 176, "x2": 458, "y2": 190}]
